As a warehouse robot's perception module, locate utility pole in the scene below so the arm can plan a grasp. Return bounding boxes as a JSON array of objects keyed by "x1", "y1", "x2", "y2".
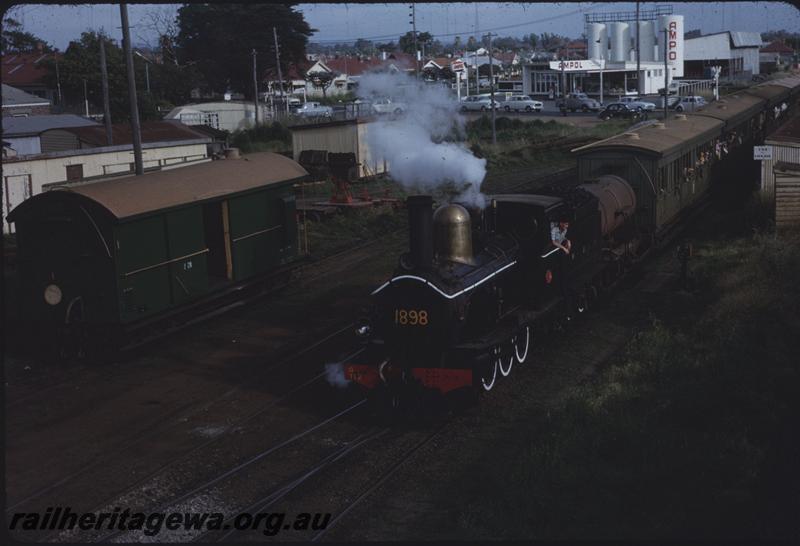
[
  {"x1": 99, "y1": 36, "x2": 113, "y2": 146},
  {"x1": 252, "y1": 49, "x2": 259, "y2": 126},
  {"x1": 486, "y1": 33, "x2": 496, "y2": 145},
  {"x1": 273, "y1": 28, "x2": 286, "y2": 116},
  {"x1": 120, "y1": 3, "x2": 143, "y2": 175},
  {"x1": 82, "y1": 78, "x2": 89, "y2": 117},
  {"x1": 54, "y1": 54, "x2": 63, "y2": 106},
  {"x1": 409, "y1": 3, "x2": 418, "y2": 78},
  {"x1": 636, "y1": 1, "x2": 641, "y2": 95},
  {"x1": 663, "y1": 28, "x2": 668, "y2": 123}
]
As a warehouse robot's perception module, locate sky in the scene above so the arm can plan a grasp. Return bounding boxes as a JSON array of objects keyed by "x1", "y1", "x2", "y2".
[{"x1": 5, "y1": 2, "x2": 800, "y2": 52}]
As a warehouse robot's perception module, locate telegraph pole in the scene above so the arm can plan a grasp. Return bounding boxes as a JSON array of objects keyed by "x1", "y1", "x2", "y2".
[
  {"x1": 663, "y1": 28, "x2": 668, "y2": 123},
  {"x1": 82, "y1": 78, "x2": 89, "y2": 117},
  {"x1": 120, "y1": 3, "x2": 143, "y2": 175},
  {"x1": 409, "y1": 3, "x2": 418, "y2": 78},
  {"x1": 486, "y1": 32, "x2": 496, "y2": 145},
  {"x1": 99, "y1": 35, "x2": 113, "y2": 145},
  {"x1": 54, "y1": 55, "x2": 63, "y2": 106},
  {"x1": 636, "y1": 1, "x2": 641, "y2": 95},
  {"x1": 252, "y1": 49, "x2": 259, "y2": 126},
  {"x1": 273, "y1": 28, "x2": 286, "y2": 115}
]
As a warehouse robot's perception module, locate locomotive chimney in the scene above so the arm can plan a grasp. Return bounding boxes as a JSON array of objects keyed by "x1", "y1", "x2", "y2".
[{"x1": 407, "y1": 195, "x2": 434, "y2": 270}]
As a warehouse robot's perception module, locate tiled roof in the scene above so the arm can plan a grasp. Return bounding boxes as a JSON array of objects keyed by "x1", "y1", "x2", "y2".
[
  {"x1": 1, "y1": 51, "x2": 58, "y2": 87},
  {"x1": 761, "y1": 41, "x2": 794, "y2": 54}
]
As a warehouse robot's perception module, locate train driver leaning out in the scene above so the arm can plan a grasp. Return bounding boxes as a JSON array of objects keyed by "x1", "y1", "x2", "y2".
[{"x1": 550, "y1": 218, "x2": 571, "y2": 255}]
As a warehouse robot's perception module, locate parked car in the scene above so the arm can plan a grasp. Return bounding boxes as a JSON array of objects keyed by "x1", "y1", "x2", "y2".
[
  {"x1": 598, "y1": 103, "x2": 643, "y2": 121},
  {"x1": 617, "y1": 96, "x2": 657, "y2": 112},
  {"x1": 295, "y1": 101, "x2": 333, "y2": 118},
  {"x1": 460, "y1": 95, "x2": 500, "y2": 112},
  {"x1": 556, "y1": 92, "x2": 602, "y2": 112},
  {"x1": 656, "y1": 95, "x2": 682, "y2": 109},
  {"x1": 372, "y1": 97, "x2": 407, "y2": 116},
  {"x1": 658, "y1": 81, "x2": 689, "y2": 95},
  {"x1": 672, "y1": 95, "x2": 707, "y2": 112},
  {"x1": 501, "y1": 95, "x2": 543, "y2": 113}
]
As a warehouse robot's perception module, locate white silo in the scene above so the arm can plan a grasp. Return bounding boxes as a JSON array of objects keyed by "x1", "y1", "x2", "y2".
[
  {"x1": 637, "y1": 21, "x2": 655, "y2": 62},
  {"x1": 657, "y1": 14, "x2": 684, "y2": 77},
  {"x1": 609, "y1": 22, "x2": 630, "y2": 62},
  {"x1": 587, "y1": 23, "x2": 607, "y2": 60}
]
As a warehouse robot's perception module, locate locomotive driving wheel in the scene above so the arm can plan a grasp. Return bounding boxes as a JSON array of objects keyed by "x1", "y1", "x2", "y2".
[
  {"x1": 479, "y1": 352, "x2": 499, "y2": 391},
  {"x1": 498, "y1": 343, "x2": 514, "y2": 377},
  {"x1": 513, "y1": 325, "x2": 531, "y2": 364}
]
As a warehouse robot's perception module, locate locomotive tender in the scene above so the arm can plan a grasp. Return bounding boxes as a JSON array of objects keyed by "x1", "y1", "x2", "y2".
[{"x1": 345, "y1": 76, "x2": 800, "y2": 397}]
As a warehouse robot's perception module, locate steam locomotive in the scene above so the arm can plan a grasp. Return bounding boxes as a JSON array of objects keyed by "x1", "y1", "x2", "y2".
[
  {"x1": 345, "y1": 177, "x2": 639, "y2": 397},
  {"x1": 343, "y1": 75, "x2": 800, "y2": 399}
]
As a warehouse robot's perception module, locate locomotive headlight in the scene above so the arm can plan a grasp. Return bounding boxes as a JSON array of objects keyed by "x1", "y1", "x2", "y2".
[{"x1": 44, "y1": 284, "x2": 63, "y2": 306}]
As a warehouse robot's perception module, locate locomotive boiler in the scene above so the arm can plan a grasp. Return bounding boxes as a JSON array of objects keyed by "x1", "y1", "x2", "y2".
[{"x1": 345, "y1": 176, "x2": 638, "y2": 398}]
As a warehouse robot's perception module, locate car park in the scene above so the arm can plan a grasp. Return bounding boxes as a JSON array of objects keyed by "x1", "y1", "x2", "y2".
[
  {"x1": 460, "y1": 95, "x2": 501, "y2": 112},
  {"x1": 617, "y1": 96, "x2": 657, "y2": 112},
  {"x1": 501, "y1": 95, "x2": 543, "y2": 112},
  {"x1": 598, "y1": 103, "x2": 643, "y2": 120}
]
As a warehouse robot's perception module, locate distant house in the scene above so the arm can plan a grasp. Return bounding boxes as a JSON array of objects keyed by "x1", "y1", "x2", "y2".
[
  {"x1": 3, "y1": 120, "x2": 211, "y2": 233},
  {"x1": 760, "y1": 41, "x2": 796, "y2": 71},
  {"x1": 304, "y1": 54, "x2": 412, "y2": 97},
  {"x1": 2, "y1": 113, "x2": 98, "y2": 155},
  {"x1": 2, "y1": 83, "x2": 51, "y2": 116},
  {"x1": 1, "y1": 50, "x2": 59, "y2": 103}
]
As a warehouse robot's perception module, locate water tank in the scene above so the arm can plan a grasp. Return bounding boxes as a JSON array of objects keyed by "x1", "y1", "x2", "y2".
[
  {"x1": 658, "y1": 15, "x2": 684, "y2": 77},
  {"x1": 579, "y1": 176, "x2": 637, "y2": 236},
  {"x1": 637, "y1": 21, "x2": 655, "y2": 62},
  {"x1": 587, "y1": 23, "x2": 607, "y2": 60},
  {"x1": 609, "y1": 22, "x2": 630, "y2": 62}
]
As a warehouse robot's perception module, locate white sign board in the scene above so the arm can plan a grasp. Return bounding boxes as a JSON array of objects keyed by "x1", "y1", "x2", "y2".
[
  {"x1": 451, "y1": 60, "x2": 465, "y2": 72},
  {"x1": 753, "y1": 146, "x2": 773, "y2": 160},
  {"x1": 548, "y1": 59, "x2": 606, "y2": 72}
]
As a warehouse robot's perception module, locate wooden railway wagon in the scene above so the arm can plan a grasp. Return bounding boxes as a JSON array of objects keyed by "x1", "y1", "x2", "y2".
[
  {"x1": 7, "y1": 152, "x2": 307, "y2": 354},
  {"x1": 574, "y1": 78, "x2": 800, "y2": 240}
]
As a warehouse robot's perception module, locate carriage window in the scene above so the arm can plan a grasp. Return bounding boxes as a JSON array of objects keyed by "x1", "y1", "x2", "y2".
[{"x1": 66, "y1": 164, "x2": 83, "y2": 182}]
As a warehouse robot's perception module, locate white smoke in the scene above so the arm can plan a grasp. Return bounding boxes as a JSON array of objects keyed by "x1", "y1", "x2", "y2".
[
  {"x1": 357, "y1": 71, "x2": 488, "y2": 208},
  {"x1": 324, "y1": 362, "x2": 350, "y2": 388}
]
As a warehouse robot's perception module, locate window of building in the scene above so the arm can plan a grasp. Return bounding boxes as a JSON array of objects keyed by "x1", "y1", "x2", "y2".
[{"x1": 66, "y1": 164, "x2": 83, "y2": 182}]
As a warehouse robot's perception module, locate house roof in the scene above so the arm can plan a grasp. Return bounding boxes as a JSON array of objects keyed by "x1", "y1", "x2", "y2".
[
  {"x1": 565, "y1": 40, "x2": 587, "y2": 50},
  {"x1": 8, "y1": 152, "x2": 308, "y2": 222},
  {"x1": 766, "y1": 112, "x2": 800, "y2": 145},
  {"x1": 2, "y1": 113, "x2": 98, "y2": 136},
  {"x1": 323, "y1": 57, "x2": 386, "y2": 76},
  {"x1": 45, "y1": 120, "x2": 210, "y2": 147},
  {"x1": 761, "y1": 41, "x2": 795, "y2": 54},
  {"x1": 1, "y1": 83, "x2": 50, "y2": 107},
  {"x1": 1, "y1": 51, "x2": 57, "y2": 87}
]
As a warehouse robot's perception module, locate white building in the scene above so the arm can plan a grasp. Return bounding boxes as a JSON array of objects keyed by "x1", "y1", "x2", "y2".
[
  {"x1": 684, "y1": 31, "x2": 762, "y2": 80},
  {"x1": 523, "y1": 14, "x2": 685, "y2": 100}
]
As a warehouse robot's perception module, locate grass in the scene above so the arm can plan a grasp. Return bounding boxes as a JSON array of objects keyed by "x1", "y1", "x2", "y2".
[
  {"x1": 231, "y1": 122, "x2": 292, "y2": 154},
  {"x1": 466, "y1": 116, "x2": 630, "y2": 173},
  {"x1": 303, "y1": 205, "x2": 408, "y2": 258},
  {"x1": 456, "y1": 224, "x2": 800, "y2": 539}
]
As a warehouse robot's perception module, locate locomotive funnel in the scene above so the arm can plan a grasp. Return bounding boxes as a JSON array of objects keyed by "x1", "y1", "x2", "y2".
[
  {"x1": 407, "y1": 195, "x2": 434, "y2": 270},
  {"x1": 433, "y1": 204, "x2": 474, "y2": 265}
]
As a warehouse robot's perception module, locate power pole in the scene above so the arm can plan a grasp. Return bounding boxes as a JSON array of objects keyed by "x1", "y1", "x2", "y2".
[
  {"x1": 120, "y1": 3, "x2": 143, "y2": 175},
  {"x1": 409, "y1": 3, "x2": 418, "y2": 78},
  {"x1": 252, "y1": 49, "x2": 259, "y2": 126},
  {"x1": 82, "y1": 78, "x2": 89, "y2": 117},
  {"x1": 99, "y1": 36, "x2": 113, "y2": 145},
  {"x1": 273, "y1": 28, "x2": 286, "y2": 116},
  {"x1": 486, "y1": 32, "x2": 496, "y2": 145},
  {"x1": 663, "y1": 28, "x2": 668, "y2": 123},
  {"x1": 54, "y1": 55, "x2": 63, "y2": 106},
  {"x1": 636, "y1": 1, "x2": 641, "y2": 95}
]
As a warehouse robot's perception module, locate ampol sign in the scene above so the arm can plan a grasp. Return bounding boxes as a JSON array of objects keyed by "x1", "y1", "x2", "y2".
[{"x1": 548, "y1": 59, "x2": 606, "y2": 72}]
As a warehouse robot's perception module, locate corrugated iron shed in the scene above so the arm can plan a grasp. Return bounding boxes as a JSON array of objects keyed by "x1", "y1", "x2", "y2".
[
  {"x1": 54, "y1": 120, "x2": 209, "y2": 147},
  {"x1": 1, "y1": 113, "x2": 99, "y2": 137}
]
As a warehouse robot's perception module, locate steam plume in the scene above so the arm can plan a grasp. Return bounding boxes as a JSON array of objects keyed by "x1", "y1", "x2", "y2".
[
  {"x1": 357, "y1": 71, "x2": 488, "y2": 208},
  {"x1": 324, "y1": 362, "x2": 350, "y2": 388}
]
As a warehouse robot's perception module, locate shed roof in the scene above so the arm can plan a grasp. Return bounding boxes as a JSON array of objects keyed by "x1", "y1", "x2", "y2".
[
  {"x1": 2, "y1": 113, "x2": 98, "y2": 136},
  {"x1": 1, "y1": 83, "x2": 50, "y2": 106},
  {"x1": 573, "y1": 115, "x2": 722, "y2": 157},
  {"x1": 53, "y1": 152, "x2": 306, "y2": 220},
  {"x1": 729, "y1": 31, "x2": 763, "y2": 48},
  {"x1": 43, "y1": 120, "x2": 209, "y2": 147}
]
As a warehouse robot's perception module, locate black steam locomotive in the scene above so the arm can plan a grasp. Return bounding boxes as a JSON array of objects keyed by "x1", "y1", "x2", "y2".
[{"x1": 345, "y1": 176, "x2": 639, "y2": 396}]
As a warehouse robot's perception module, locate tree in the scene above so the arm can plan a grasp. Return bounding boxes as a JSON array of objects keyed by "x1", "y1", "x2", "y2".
[
  {"x1": 1, "y1": 16, "x2": 51, "y2": 53},
  {"x1": 398, "y1": 31, "x2": 432, "y2": 55},
  {"x1": 176, "y1": 4, "x2": 313, "y2": 98},
  {"x1": 466, "y1": 36, "x2": 478, "y2": 51},
  {"x1": 354, "y1": 38, "x2": 374, "y2": 55},
  {"x1": 306, "y1": 71, "x2": 334, "y2": 98}
]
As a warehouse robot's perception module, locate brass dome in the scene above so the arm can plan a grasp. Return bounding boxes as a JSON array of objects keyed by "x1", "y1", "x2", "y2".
[{"x1": 433, "y1": 204, "x2": 474, "y2": 265}]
